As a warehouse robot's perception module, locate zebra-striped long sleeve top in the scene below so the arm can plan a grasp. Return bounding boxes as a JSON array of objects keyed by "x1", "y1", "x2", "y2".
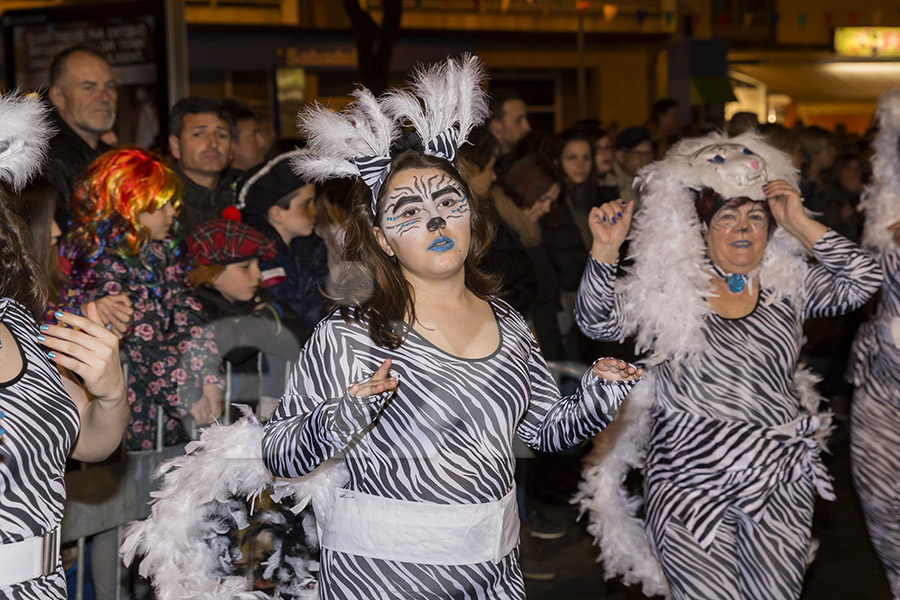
[
  {"x1": 576, "y1": 229, "x2": 882, "y2": 428},
  {"x1": 0, "y1": 299, "x2": 79, "y2": 599},
  {"x1": 849, "y1": 249, "x2": 900, "y2": 389},
  {"x1": 263, "y1": 299, "x2": 635, "y2": 505}
]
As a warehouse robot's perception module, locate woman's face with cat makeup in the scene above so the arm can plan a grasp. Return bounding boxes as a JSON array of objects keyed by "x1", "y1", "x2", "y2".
[
  {"x1": 374, "y1": 167, "x2": 472, "y2": 281},
  {"x1": 705, "y1": 199, "x2": 770, "y2": 274}
]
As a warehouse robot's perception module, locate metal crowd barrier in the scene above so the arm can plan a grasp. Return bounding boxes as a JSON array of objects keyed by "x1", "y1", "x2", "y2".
[{"x1": 62, "y1": 357, "x2": 293, "y2": 600}]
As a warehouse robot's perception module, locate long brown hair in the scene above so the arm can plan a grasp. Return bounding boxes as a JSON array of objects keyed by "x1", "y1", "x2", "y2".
[
  {"x1": 334, "y1": 151, "x2": 499, "y2": 349},
  {"x1": 11, "y1": 179, "x2": 68, "y2": 304},
  {"x1": 0, "y1": 184, "x2": 48, "y2": 319}
]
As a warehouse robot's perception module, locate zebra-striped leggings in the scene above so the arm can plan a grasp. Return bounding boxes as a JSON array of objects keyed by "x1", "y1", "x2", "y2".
[
  {"x1": 850, "y1": 381, "x2": 900, "y2": 599},
  {"x1": 647, "y1": 477, "x2": 815, "y2": 600}
]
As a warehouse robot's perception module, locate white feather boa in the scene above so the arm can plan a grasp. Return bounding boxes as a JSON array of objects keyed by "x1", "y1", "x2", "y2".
[
  {"x1": 121, "y1": 414, "x2": 349, "y2": 600},
  {"x1": 577, "y1": 130, "x2": 831, "y2": 596},
  {"x1": 0, "y1": 93, "x2": 53, "y2": 191},
  {"x1": 861, "y1": 88, "x2": 900, "y2": 255}
]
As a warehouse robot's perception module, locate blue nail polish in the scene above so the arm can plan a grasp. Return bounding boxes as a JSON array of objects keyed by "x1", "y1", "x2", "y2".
[
  {"x1": 47, "y1": 351, "x2": 55, "y2": 359},
  {"x1": 37, "y1": 335, "x2": 45, "y2": 342},
  {"x1": 54, "y1": 310, "x2": 63, "y2": 319},
  {"x1": 39, "y1": 324, "x2": 49, "y2": 331},
  {"x1": 602, "y1": 216, "x2": 606, "y2": 222},
  {"x1": 611, "y1": 217, "x2": 617, "y2": 224},
  {"x1": 617, "y1": 212, "x2": 622, "y2": 218}
]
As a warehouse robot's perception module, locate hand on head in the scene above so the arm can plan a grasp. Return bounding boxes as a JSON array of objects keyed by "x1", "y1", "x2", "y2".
[{"x1": 761, "y1": 180, "x2": 804, "y2": 228}]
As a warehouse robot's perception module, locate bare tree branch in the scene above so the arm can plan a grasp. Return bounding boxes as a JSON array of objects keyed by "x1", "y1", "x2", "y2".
[{"x1": 342, "y1": 0, "x2": 402, "y2": 95}]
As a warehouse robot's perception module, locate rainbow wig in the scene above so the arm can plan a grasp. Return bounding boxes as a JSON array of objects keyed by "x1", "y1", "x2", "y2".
[{"x1": 63, "y1": 147, "x2": 183, "y2": 281}]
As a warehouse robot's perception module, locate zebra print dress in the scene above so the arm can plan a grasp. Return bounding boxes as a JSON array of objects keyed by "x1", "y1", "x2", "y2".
[
  {"x1": 262, "y1": 299, "x2": 636, "y2": 599},
  {"x1": 0, "y1": 298, "x2": 79, "y2": 599},
  {"x1": 848, "y1": 249, "x2": 900, "y2": 598},
  {"x1": 575, "y1": 229, "x2": 882, "y2": 600}
]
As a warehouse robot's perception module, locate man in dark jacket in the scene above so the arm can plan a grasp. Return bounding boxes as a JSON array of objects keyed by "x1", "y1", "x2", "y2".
[
  {"x1": 167, "y1": 96, "x2": 237, "y2": 235},
  {"x1": 45, "y1": 45, "x2": 117, "y2": 224}
]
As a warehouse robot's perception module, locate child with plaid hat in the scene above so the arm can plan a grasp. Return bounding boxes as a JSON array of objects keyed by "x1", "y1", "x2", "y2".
[
  {"x1": 186, "y1": 215, "x2": 308, "y2": 407},
  {"x1": 236, "y1": 151, "x2": 329, "y2": 331}
]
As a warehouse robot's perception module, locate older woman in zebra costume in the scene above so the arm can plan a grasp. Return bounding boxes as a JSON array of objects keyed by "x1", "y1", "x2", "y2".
[
  {"x1": 575, "y1": 130, "x2": 882, "y2": 600},
  {"x1": 848, "y1": 89, "x2": 900, "y2": 599},
  {"x1": 260, "y1": 55, "x2": 642, "y2": 599}
]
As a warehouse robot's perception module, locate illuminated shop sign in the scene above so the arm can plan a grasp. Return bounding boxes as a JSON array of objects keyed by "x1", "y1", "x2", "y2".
[{"x1": 834, "y1": 27, "x2": 900, "y2": 57}]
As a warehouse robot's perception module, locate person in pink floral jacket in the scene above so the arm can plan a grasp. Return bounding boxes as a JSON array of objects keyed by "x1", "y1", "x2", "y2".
[{"x1": 56, "y1": 147, "x2": 223, "y2": 450}]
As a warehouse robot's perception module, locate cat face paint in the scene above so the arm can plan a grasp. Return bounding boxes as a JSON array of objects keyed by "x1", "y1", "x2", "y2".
[
  {"x1": 706, "y1": 200, "x2": 769, "y2": 274},
  {"x1": 377, "y1": 167, "x2": 471, "y2": 278}
]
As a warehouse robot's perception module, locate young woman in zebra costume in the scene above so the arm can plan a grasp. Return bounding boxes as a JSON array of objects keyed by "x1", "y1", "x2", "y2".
[
  {"x1": 575, "y1": 130, "x2": 882, "y2": 599},
  {"x1": 848, "y1": 89, "x2": 900, "y2": 599},
  {"x1": 261, "y1": 55, "x2": 643, "y2": 599},
  {"x1": 0, "y1": 94, "x2": 129, "y2": 598}
]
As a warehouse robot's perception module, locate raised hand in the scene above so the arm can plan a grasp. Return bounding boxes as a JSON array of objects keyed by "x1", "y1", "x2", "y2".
[
  {"x1": 592, "y1": 357, "x2": 643, "y2": 382},
  {"x1": 348, "y1": 358, "x2": 399, "y2": 397},
  {"x1": 335, "y1": 358, "x2": 398, "y2": 439},
  {"x1": 41, "y1": 305, "x2": 126, "y2": 403},
  {"x1": 888, "y1": 219, "x2": 900, "y2": 247},
  {"x1": 588, "y1": 200, "x2": 634, "y2": 264}
]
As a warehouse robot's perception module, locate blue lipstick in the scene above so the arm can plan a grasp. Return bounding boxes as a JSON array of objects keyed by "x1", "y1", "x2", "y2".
[{"x1": 428, "y1": 236, "x2": 455, "y2": 252}]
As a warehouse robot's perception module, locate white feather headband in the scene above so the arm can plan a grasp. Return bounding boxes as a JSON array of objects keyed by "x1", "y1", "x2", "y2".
[
  {"x1": 860, "y1": 88, "x2": 900, "y2": 255},
  {"x1": 292, "y1": 53, "x2": 488, "y2": 214},
  {"x1": 0, "y1": 93, "x2": 53, "y2": 191},
  {"x1": 620, "y1": 130, "x2": 808, "y2": 368}
]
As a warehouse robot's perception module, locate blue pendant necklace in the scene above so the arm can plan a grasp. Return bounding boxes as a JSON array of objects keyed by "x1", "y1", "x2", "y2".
[
  {"x1": 727, "y1": 273, "x2": 746, "y2": 293},
  {"x1": 711, "y1": 263, "x2": 756, "y2": 295}
]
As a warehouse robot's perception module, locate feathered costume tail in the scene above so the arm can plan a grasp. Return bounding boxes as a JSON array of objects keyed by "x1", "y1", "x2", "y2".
[{"x1": 120, "y1": 414, "x2": 348, "y2": 600}]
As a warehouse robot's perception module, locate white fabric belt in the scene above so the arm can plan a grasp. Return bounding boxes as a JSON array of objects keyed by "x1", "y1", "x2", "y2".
[
  {"x1": 315, "y1": 485, "x2": 519, "y2": 566},
  {"x1": 0, "y1": 525, "x2": 61, "y2": 587}
]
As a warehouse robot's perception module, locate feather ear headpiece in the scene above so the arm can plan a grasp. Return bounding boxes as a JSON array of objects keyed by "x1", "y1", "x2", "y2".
[
  {"x1": 860, "y1": 88, "x2": 900, "y2": 255},
  {"x1": 291, "y1": 54, "x2": 488, "y2": 216},
  {"x1": 383, "y1": 53, "x2": 489, "y2": 166},
  {"x1": 0, "y1": 93, "x2": 53, "y2": 191},
  {"x1": 621, "y1": 130, "x2": 807, "y2": 369}
]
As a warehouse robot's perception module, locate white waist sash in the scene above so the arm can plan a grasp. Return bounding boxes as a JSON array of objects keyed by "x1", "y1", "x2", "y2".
[
  {"x1": 0, "y1": 525, "x2": 61, "y2": 587},
  {"x1": 315, "y1": 485, "x2": 519, "y2": 566}
]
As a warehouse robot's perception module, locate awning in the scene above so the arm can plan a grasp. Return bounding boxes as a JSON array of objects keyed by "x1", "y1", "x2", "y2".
[{"x1": 730, "y1": 60, "x2": 900, "y2": 103}]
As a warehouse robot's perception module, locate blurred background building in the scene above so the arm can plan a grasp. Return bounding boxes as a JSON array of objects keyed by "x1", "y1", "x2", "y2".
[{"x1": 1, "y1": 0, "x2": 898, "y2": 144}]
